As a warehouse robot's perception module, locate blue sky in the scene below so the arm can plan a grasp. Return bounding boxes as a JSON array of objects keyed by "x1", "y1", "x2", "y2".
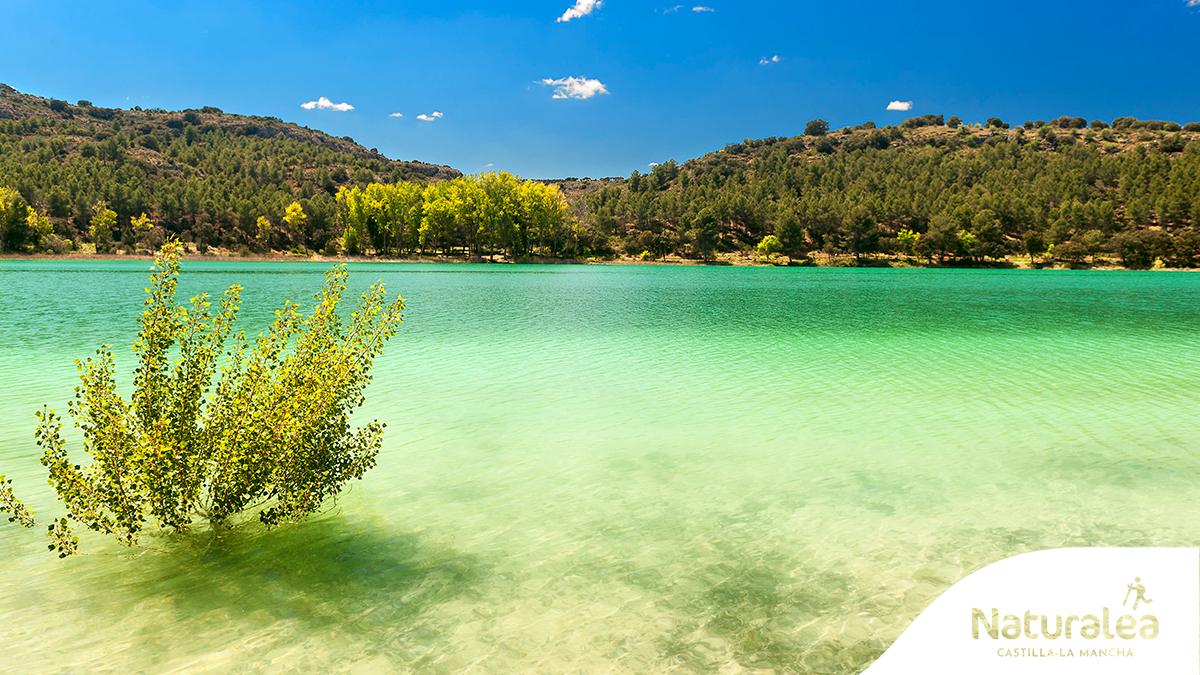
[{"x1": 2, "y1": 1, "x2": 1199, "y2": 178}]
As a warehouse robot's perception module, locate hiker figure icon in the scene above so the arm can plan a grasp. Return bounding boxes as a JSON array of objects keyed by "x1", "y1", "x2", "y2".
[{"x1": 1124, "y1": 577, "x2": 1152, "y2": 612}]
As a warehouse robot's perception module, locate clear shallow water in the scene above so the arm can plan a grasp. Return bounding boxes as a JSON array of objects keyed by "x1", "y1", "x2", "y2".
[{"x1": 1, "y1": 261, "x2": 1198, "y2": 673}]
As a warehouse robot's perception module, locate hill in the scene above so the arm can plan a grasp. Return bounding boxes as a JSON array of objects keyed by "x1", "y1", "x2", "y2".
[
  {"x1": 576, "y1": 115, "x2": 1200, "y2": 268},
  {"x1": 0, "y1": 84, "x2": 458, "y2": 254},
  {"x1": 3, "y1": 82, "x2": 1199, "y2": 269}
]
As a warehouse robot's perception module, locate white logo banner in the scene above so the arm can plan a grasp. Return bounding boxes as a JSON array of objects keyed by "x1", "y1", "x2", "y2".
[{"x1": 866, "y1": 547, "x2": 1199, "y2": 674}]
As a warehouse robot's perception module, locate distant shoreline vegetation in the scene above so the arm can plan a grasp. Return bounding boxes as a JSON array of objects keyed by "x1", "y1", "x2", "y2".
[
  {"x1": 0, "y1": 82, "x2": 1198, "y2": 270},
  {"x1": 4, "y1": 249, "x2": 1198, "y2": 272}
]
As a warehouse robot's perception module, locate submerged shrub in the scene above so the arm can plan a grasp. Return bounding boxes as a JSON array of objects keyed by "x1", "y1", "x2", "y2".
[
  {"x1": 23, "y1": 242, "x2": 404, "y2": 555},
  {"x1": 0, "y1": 475, "x2": 35, "y2": 528}
]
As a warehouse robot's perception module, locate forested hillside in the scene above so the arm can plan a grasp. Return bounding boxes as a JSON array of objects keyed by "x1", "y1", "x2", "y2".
[
  {"x1": 0, "y1": 84, "x2": 457, "y2": 254},
  {"x1": 582, "y1": 116, "x2": 1200, "y2": 267},
  {"x1": 2, "y1": 80, "x2": 1199, "y2": 268}
]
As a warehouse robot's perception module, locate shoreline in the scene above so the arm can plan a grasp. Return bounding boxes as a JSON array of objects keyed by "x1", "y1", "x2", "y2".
[{"x1": 1, "y1": 251, "x2": 1195, "y2": 271}]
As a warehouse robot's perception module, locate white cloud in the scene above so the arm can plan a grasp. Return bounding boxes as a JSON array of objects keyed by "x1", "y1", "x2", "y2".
[
  {"x1": 886, "y1": 100, "x2": 914, "y2": 111},
  {"x1": 1189, "y1": 0, "x2": 1200, "y2": 7},
  {"x1": 416, "y1": 111, "x2": 444, "y2": 122},
  {"x1": 557, "y1": 0, "x2": 601, "y2": 22},
  {"x1": 539, "y1": 76, "x2": 609, "y2": 100},
  {"x1": 662, "y1": 4, "x2": 711, "y2": 14},
  {"x1": 299, "y1": 96, "x2": 354, "y2": 112},
  {"x1": 388, "y1": 112, "x2": 404, "y2": 118},
  {"x1": 759, "y1": 55, "x2": 781, "y2": 65}
]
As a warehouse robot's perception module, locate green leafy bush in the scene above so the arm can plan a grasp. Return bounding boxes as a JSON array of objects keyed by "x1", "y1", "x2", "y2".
[
  {"x1": 902, "y1": 114, "x2": 944, "y2": 129},
  {"x1": 0, "y1": 475, "x2": 35, "y2": 528},
  {"x1": 756, "y1": 235, "x2": 782, "y2": 258},
  {"x1": 22, "y1": 242, "x2": 405, "y2": 555}
]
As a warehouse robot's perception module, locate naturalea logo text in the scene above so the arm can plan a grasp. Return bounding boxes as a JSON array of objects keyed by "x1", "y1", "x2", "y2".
[
  {"x1": 972, "y1": 608, "x2": 1158, "y2": 640},
  {"x1": 971, "y1": 577, "x2": 1159, "y2": 641}
]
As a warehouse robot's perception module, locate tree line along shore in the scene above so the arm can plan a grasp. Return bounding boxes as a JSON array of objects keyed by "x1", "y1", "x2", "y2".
[{"x1": 1, "y1": 82, "x2": 1198, "y2": 270}]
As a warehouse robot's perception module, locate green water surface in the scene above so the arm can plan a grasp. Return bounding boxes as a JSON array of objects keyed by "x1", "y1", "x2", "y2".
[{"x1": 1, "y1": 261, "x2": 1198, "y2": 672}]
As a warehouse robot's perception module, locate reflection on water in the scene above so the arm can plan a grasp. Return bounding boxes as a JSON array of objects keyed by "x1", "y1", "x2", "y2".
[{"x1": 1, "y1": 261, "x2": 1198, "y2": 672}]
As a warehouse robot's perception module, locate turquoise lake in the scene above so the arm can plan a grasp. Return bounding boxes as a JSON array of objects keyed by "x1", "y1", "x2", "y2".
[{"x1": 1, "y1": 261, "x2": 1198, "y2": 672}]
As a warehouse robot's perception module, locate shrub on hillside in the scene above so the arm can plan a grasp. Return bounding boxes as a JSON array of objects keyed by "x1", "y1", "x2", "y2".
[{"x1": 901, "y1": 114, "x2": 944, "y2": 129}]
